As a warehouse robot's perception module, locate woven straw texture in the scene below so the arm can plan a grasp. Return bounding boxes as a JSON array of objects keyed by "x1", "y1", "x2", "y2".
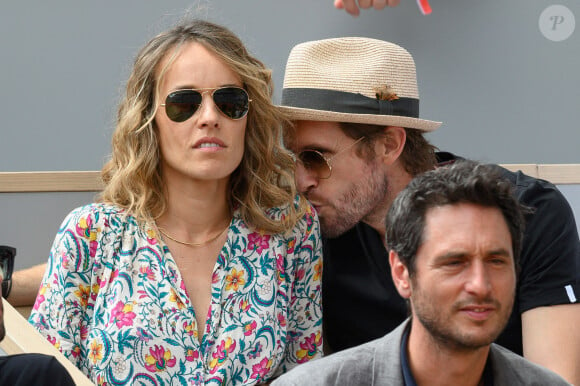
[{"x1": 280, "y1": 37, "x2": 441, "y2": 131}]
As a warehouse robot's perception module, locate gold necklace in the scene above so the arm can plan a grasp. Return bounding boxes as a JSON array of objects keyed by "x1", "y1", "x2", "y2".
[{"x1": 157, "y1": 221, "x2": 230, "y2": 248}]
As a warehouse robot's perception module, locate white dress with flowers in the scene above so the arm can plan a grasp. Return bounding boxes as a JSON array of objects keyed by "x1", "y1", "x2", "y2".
[{"x1": 29, "y1": 200, "x2": 323, "y2": 385}]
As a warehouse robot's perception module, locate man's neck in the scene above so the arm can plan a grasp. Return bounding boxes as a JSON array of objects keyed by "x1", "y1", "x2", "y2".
[
  {"x1": 362, "y1": 167, "x2": 414, "y2": 242},
  {"x1": 407, "y1": 319, "x2": 490, "y2": 386}
]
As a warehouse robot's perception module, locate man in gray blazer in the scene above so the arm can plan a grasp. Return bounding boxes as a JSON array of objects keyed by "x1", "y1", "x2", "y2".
[{"x1": 273, "y1": 161, "x2": 570, "y2": 385}]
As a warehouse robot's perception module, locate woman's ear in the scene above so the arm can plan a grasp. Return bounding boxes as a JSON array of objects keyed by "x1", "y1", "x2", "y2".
[
  {"x1": 378, "y1": 126, "x2": 406, "y2": 166},
  {"x1": 389, "y1": 250, "x2": 412, "y2": 299}
]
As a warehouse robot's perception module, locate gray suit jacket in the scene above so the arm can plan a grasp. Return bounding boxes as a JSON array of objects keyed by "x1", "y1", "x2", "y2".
[{"x1": 273, "y1": 320, "x2": 571, "y2": 385}]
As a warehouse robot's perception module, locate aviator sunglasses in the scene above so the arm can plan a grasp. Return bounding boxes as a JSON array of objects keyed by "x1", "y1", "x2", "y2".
[
  {"x1": 161, "y1": 86, "x2": 251, "y2": 122},
  {"x1": 295, "y1": 136, "x2": 365, "y2": 180}
]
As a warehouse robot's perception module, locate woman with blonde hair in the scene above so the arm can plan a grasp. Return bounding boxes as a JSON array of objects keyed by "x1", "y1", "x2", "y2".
[{"x1": 29, "y1": 19, "x2": 322, "y2": 385}]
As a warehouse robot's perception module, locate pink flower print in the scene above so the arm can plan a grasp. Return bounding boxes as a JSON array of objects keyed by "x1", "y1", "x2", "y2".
[
  {"x1": 169, "y1": 288, "x2": 186, "y2": 309},
  {"x1": 76, "y1": 216, "x2": 93, "y2": 238},
  {"x1": 295, "y1": 268, "x2": 305, "y2": 281},
  {"x1": 306, "y1": 212, "x2": 314, "y2": 230},
  {"x1": 185, "y1": 348, "x2": 199, "y2": 362},
  {"x1": 276, "y1": 254, "x2": 287, "y2": 283},
  {"x1": 287, "y1": 238, "x2": 296, "y2": 254},
  {"x1": 89, "y1": 239, "x2": 98, "y2": 257},
  {"x1": 32, "y1": 294, "x2": 45, "y2": 311},
  {"x1": 47, "y1": 335, "x2": 60, "y2": 351},
  {"x1": 248, "y1": 342, "x2": 262, "y2": 359},
  {"x1": 96, "y1": 374, "x2": 107, "y2": 386},
  {"x1": 183, "y1": 321, "x2": 198, "y2": 339},
  {"x1": 240, "y1": 299, "x2": 250, "y2": 312},
  {"x1": 277, "y1": 313, "x2": 287, "y2": 327},
  {"x1": 296, "y1": 331, "x2": 322, "y2": 363},
  {"x1": 109, "y1": 301, "x2": 136, "y2": 328},
  {"x1": 109, "y1": 269, "x2": 119, "y2": 283},
  {"x1": 211, "y1": 270, "x2": 220, "y2": 284},
  {"x1": 247, "y1": 233, "x2": 271, "y2": 254},
  {"x1": 136, "y1": 327, "x2": 152, "y2": 342},
  {"x1": 276, "y1": 254, "x2": 285, "y2": 272},
  {"x1": 90, "y1": 284, "x2": 100, "y2": 302},
  {"x1": 209, "y1": 337, "x2": 236, "y2": 373},
  {"x1": 251, "y1": 357, "x2": 273, "y2": 380},
  {"x1": 60, "y1": 252, "x2": 71, "y2": 270},
  {"x1": 215, "y1": 337, "x2": 236, "y2": 360},
  {"x1": 80, "y1": 324, "x2": 89, "y2": 340},
  {"x1": 71, "y1": 345, "x2": 82, "y2": 358},
  {"x1": 144, "y1": 345, "x2": 177, "y2": 373},
  {"x1": 139, "y1": 265, "x2": 155, "y2": 281},
  {"x1": 146, "y1": 228, "x2": 158, "y2": 245},
  {"x1": 75, "y1": 216, "x2": 100, "y2": 256},
  {"x1": 137, "y1": 289, "x2": 149, "y2": 300},
  {"x1": 243, "y1": 320, "x2": 257, "y2": 336},
  {"x1": 33, "y1": 284, "x2": 47, "y2": 310}
]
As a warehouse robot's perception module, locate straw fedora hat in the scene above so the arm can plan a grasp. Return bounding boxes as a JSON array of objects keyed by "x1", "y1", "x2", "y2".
[{"x1": 279, "y1": 37, "x2": 441, "y2": 132}]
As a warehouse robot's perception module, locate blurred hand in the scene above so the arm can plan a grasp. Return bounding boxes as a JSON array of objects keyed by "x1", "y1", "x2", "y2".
[{"x1": 334, "y1": 0, "x2": 401, "y2": 17}]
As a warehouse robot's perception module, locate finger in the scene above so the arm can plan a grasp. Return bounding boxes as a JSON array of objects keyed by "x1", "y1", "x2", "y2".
[
  {"x1": 372, "y1": 0, "x2": 388, "y2": 10},
  {"x1": 338, "y1": 0, "x2": 361, "y2": 16},
  {"x1": 334, "y1": 0, "x2": 345, "y2": 9},
  {"x1": 387, "y1": 0, "x2": 401, "y2": 7},
  {"x1": 358, "y1": 0, "x2": 373, "y2": 9}
]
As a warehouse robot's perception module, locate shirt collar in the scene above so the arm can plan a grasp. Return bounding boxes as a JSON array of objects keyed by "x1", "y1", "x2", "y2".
[
  {"x1": 400, "y1": 322, "x2": 417, "y2": 386},
  {"x1": 399, "y1": 322, "x2": 495, "y2": 386}
]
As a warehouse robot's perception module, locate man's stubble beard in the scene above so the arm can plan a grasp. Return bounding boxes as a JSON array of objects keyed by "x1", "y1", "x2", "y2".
[
  {"x1": 411, "y1": 280, "x2": 515, "y2": 352},
  {"x1": 319, "y1": 163, "x2": 389, "y2": 238}
]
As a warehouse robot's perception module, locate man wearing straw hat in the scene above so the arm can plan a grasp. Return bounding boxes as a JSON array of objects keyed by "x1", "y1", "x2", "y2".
[
  {"x1": 278, "y1": 37, "x2": 580, "y2": 384},
  {"x1": 272, "y1": 160, "x2": 571, "y2": 385}
]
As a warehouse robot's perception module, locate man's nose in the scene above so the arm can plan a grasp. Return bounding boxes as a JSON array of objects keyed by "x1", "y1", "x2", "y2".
[
  {"x1": 294, "y1": 163, "x2": 318, "y2": 193},
  {"x1": 465, "y1": 261, "x2": 492, "y2": 297}
]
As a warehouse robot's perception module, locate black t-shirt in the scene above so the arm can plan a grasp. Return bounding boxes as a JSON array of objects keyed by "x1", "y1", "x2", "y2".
[
  {"x1": 323, "y1": 152, "x2": 580, "y2": 354},
  {"x1": 0, "y1": 353, "x2": 75, "y2": 385}
]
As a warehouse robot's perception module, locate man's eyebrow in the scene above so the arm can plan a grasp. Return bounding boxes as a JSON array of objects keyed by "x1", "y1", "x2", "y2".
[
  {"x1": 434, "y1": 248, "x2": 512, "y2": 262},
  {"x1": 434, "y1": 251, "x2": 467, "y2": 263},
  {"x1": 305, "y1": 145, "x2": 332, "y2": 153},
  {"x1": 486, "y1": 248, "x2": 512, "y2": 257}
]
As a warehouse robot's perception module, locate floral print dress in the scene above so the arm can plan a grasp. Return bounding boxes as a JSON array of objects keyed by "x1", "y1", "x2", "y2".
[{"x1": 29, "y1": 200, "x2": 323, "y2": 385}]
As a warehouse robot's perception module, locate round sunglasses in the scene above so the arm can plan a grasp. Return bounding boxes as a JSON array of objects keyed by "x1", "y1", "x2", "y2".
[
  {"x1": 295, "y1": 137, "x2": 365, "y2": 180},
  {"x1": 161, "y1": 86, "x2": 251, "y2": 122}
]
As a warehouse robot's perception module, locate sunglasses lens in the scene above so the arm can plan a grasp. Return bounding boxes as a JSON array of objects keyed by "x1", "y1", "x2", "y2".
[
  {"x1": 298, "y1": 150, "x2": 331, "y2": 179},
  {"x1": 213, "y1": 87, "x2": 249, "y2": 119},
  {"x1": 165, "y1": 90, "x2": 202, "y2": 122}
]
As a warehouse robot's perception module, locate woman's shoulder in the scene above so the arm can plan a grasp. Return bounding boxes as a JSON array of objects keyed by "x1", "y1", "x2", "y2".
[
  {"x1": 62, "y1": 202, "x2": 137, "y2": 231},
  {"x1": 67, "y1": 202, "x2": 125, "y2": 219}
]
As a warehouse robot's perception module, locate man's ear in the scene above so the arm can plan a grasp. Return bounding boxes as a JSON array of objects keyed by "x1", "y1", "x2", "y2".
[
  {"x1": 389, "y1": 250, "x2": 412, "y2": 299},
  {"x1": 378, "y1": 126, "x2": 406, "y2": 166}
]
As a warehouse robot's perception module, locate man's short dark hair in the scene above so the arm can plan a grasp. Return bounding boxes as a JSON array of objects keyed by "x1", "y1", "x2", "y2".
[
  {"x1": 385, "y1": 160, "x2": 526, "y2": 276},
  {"x1": 339, "y1": 123, "x2": 438, "y2": 176}
]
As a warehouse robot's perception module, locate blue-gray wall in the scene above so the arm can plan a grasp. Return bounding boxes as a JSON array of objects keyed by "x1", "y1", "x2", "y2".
[{"x1": 1, "y1": 1, "x2": 579, "y2": 268}]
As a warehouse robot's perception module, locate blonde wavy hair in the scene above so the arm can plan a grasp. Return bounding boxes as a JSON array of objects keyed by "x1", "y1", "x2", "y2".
[{"x1": 99, "y1": 19, "x2": 307, "y2": 233}]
